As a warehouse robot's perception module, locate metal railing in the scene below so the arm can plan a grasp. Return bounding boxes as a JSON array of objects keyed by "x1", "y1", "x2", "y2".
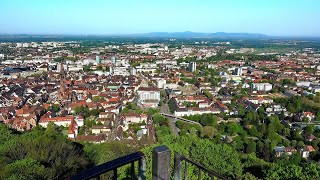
[
  {"x1": 174, "y1": 153, "x2": 228, "y2": 180},
  {"x1": 71, "y1": 146, "x2": 227, "y2": 180},
  {"x1": 70, "y1": 151, "x2": 146, "y2": 180}
]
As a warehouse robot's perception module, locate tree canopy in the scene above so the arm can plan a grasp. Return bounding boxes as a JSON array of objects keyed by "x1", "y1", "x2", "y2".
[{"x1": 0, "y1": 123, "x2": 91, "y2": 179}]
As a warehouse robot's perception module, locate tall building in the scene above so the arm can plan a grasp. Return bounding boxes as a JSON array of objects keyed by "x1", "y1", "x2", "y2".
[
  {"x1": 233, "y1": 67, "x2": 243, "y2": 76},
  {"x1": 109, "y1": 66, "x2": 113, "y2": 75},
  {"x1": 189, "y1": 62, "x2": 197, "y2": 72},
  {"x1": 111, "y1": 56, "x2": 116, "y2": 64},
  {"x1": 96, "y1": 55, "x2": 101, "y2": 64},
  {"x1": 130, "y1": 67, "x2": 137, "y2": 75}
]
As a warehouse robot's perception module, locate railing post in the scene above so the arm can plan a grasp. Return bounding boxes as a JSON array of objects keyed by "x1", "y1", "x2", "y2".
[
  {"x1": 113, "y1": 168, "x2": 117, "y2": 180},
  {"x1": 131, "y1": 162, "x2": 135, "y2": 180},
  {"x1": 184, "y1": 161, "x2": 188, "y2": 180},
  {"x1": 152, "y1": 145, "x2": 171, "y2": 180},
  {"x1": 174, "y1": 153, "x2": 182, "y2": 180},
  {"x1": 95, "y1": 175, "x2": 100, "y2": 180},
  {"x1": 138, "y1": 157, "x2": 146, "y2": 180}
]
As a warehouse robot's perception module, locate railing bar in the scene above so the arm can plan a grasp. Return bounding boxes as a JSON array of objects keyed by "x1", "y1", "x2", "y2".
[
  {"x1": 180, "y1": 156, "x2": 227, "y2": 180},
  {"x1": 138, "y1": 157, "x2": 146, "y2": 180},
  {"x1": 113, "y1": 168, "x2": 117, "y2": 180},
  {"x1": 184, "y1": 161, "x2": 188, "y2": 180},
  {"x1": 174, "y1": 153, "x2": 182, "y2": 180},
  {"x1": 71, "y1": 151, "x2": 144, "y2": 180},
  {"x1": 198, "y1": 167, "x2": 201, "y2": 180},
  {"x1": 131, "y1": 162, "x2": 135, "y2": 180}
]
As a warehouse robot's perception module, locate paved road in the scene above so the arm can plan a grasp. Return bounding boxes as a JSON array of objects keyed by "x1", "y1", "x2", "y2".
[
  {"x1": 160, "y1": 103, "x2": 171, "y2": 114},
  {"x1": 159, "y1": 103, "x2": 180, "y2": 135}
]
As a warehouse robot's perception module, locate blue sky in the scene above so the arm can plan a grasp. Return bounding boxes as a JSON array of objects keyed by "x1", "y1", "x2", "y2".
[{"x1": 0, "y1": 0, "x2": 319, "y2": 36}]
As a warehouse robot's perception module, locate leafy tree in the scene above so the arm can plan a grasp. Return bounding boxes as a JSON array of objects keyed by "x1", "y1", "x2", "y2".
[
  {"x1": 0, "y1": 124, "x2": 14, "y2": 143},
  {"x1": 203, "y1": 90, "x2": 214, "y2": 100},
  {"x1": 297, "y1": 141, "x2": 305, "y2": 149},
  {"x1": 53, "y1": 57, "x2": 64, "y2": 62},
  {"x1": 1, "y1": 158, "x2": 48, "y2": 180},
  {"x1": 152, "y1": 114, "x2": 167, "y2": 125},
  {"x1": 0, "y1": 125, "x2": 91, "y2": 179},
  {"x1": 190, "y1": 139, "x2": 243, "y2": 178},
  {"x1": 199, "y1": 114, "x2": 218, "y2": 126},
  {"x1": 179, "y1": 129, "x2": 188, "y2": 136},
  {"x1": 92, "y1": 96, "x2": 103, "y2": 102},
  {"x1": 146, "y1": 108, "x2": 159, "y2": 115},
  {"x1": 283, "y1": 139, "x2": 291, "y2": 147},
  {"x1": 83, "y1": 142, "x2": 136, "y2": 165},
  {"x1": 49, "y1": 104, "x2": 60, "y2": 113},
  {"x1": 282, "y1": 128, "x2": 291, "y2": 137},
  {"x1": 291, "y1": 130, "x2": 303, "y2": 141},
  {"x1": 74, "y1": 106, "x2": 86, "y2": 115},
  {"x1": 304, "y1": 125, "x2": 315, "y2": 135},
  {"x1": 241, "y1": 172, "x2": 258, "y2": 180},
  {"x1": 263, "y1": 164, "x2": 303, "y2": 180},
  {"x1": 96, "y1": 65, "x2": 103, "y2": 71},
  {"x1": 201, "y1": 126, "x2": 216, "y2": 139},
  {"x1": 84, "y1": 119, "x2": 96, "y2": 128},
  {"x1": 291, "y1": 140, "x2": 297, "y2": 148},
  {"x1": 226, "y1": 123, "x2": 243, "y2": 135},
  {"x1": 83, "y1": 64, "x2": 92, "y2": 72},
  {"x1": 315, "y1": 112, "x2": 320, "y2": 121},
  {"x1": 245, "y1": 140, "x2": 257, "y2": 154}
]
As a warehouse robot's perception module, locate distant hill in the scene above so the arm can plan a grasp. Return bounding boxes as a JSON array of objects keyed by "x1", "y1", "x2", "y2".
[
  {"x1": 2, "y1": 32, "x2": 319, "y2": 42},
  {"x1": 134, "y1": 31, "x2": 269, "y2": 39}
]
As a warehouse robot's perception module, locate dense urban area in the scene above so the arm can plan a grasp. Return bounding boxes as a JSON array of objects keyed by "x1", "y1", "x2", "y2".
[{"x1": 1, "y1": 36, "x2": 320, "y2": 179}]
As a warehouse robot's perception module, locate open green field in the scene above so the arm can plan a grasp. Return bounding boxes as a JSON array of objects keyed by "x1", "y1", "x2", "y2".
[{"x1": 254, "y1": 47, "x2": 299, "y2": 54}]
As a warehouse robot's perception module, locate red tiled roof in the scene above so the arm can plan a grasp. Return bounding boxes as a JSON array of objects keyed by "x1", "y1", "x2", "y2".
[
  {"x1": 40, "y1": 116, "x2": 74, "y2": 123},
  {"x1": 305, "y1": 145, "x2": 316, "y2": 152}
]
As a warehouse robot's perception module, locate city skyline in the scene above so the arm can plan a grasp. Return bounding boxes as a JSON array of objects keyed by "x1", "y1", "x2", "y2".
[
  {"x1": 0, "y1": 0, "x2": 319, "y2": 37},
  {"x1": 2, "y1": 1, "x2": 320, "y2": 178}
]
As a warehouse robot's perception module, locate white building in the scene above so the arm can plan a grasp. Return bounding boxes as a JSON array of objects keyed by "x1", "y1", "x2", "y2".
[
  {"x1": 38, "y1": 115, "x2": 84, "y2": 128},
  {"x1": 130, "y1": 67, "x2": 137, "y2": 75},
  {"x1": 157, "y1": 79, "x2": 166, "y2": 89},
  {"x1": 68, "y1": 65, "x2": 83, "y2": 72},
  {"x1": 112, "y1": 66, "x2": 130, "y2": 76},
  {"x1": 22, "y1": 43, "x2": 30, "y2": 48},
  {"x1": 189, "y1": 62, "x2": 197, "y2": 72},
  {"x1": 251, "y1": 83, "x2": 273, "y2": 92},
  {"x1": 296, "y1": 81, "x2": 311, "y2": 88},
  {"x1": 137, "y1": 87, "x2": 160, "y2": 108},
  {"x1": 39, "y1": 116, "x2": 75, "y2": 128},
  {"x1": 174, "y1": 108, "x2": 220, "y2": 117},
  {"x1": 16, "y1": 43, "x2": 22, "y2": 48},
  {"x1": 83, "y1": 58, "x2": 96, "y2": 65},
  {"x1": 121, "y1": 113, "x2": 148, "y2": 124},
  {"x1": 313, "y1": 86, "x2": 320, "y2": 93}
]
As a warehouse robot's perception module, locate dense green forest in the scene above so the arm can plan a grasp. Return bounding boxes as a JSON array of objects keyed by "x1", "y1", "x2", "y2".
[{"x1": 0, "y1": 123, "x2": 91, "y2": 179}]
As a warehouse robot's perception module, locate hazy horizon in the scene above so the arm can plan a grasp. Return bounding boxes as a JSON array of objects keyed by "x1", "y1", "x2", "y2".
[
  {"x1": 0, "y1": 0, "x2": 319, "y2": 37},
  {"x1": 1, "y1": 32, "x2": 320, "y2": 38}
]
